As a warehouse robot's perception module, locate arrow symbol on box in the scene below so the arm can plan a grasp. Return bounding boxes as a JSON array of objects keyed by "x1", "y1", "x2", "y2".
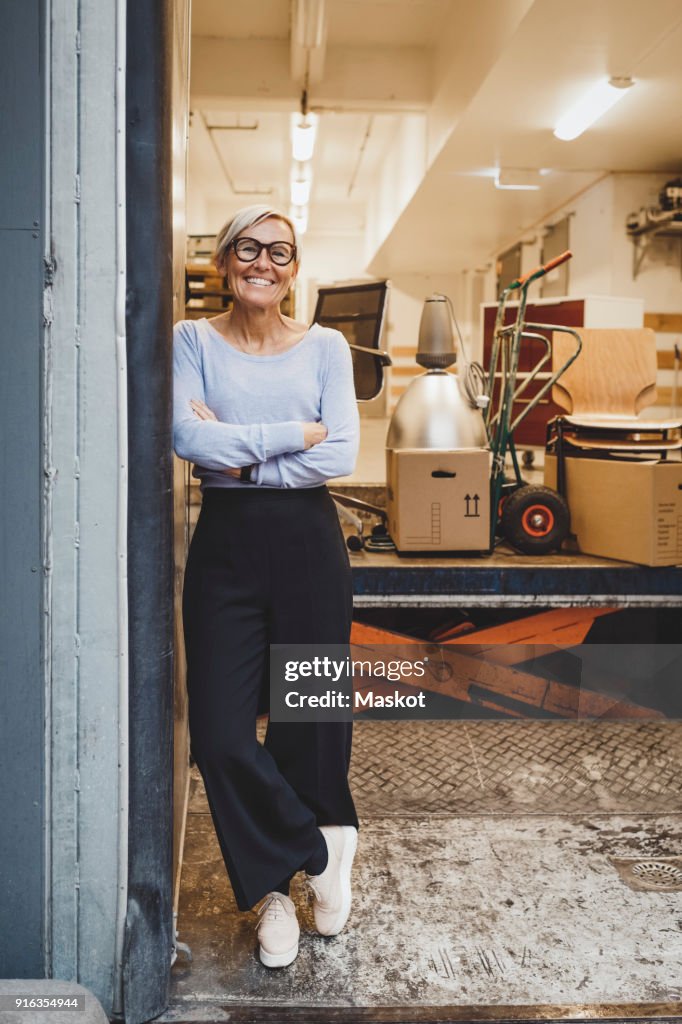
[{"x1": 464, "y1": 493, "x2": 481, "y2": 518}]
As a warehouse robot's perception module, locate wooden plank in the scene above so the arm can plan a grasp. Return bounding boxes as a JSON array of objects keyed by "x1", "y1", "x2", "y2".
[
  {"x1": 438, "y1": 607, "x2": 617, "y2": 645},
  {"x1": 437, "y1": 607, "x2": 619, "y2": 665},
  {"x1": 351, "y1": 639, "x2": 663, "y2": 719},
  {"x1": 655, "y1": 386, "x2": 679, "y2": 406},
  {"x1": 644, "y1": 312, "x2": 682, "y2": 333},
  {"x1": 657, "y1": 350, "x2": 679, "y2": 370},
  {"x1": 349, "y1": 621, "x2": 663, "y2": 719},
  {"x1": 390, "y1": 365, "x2": 422, "y2": 377},
  {"x1": 159, "y1": 999, "x2": 682, "y2": 1022}
]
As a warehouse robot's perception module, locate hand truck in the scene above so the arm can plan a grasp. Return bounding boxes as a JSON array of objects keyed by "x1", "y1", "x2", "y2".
[{"x1": 485, "y1": 250, "x2": 582, "y2": 554}]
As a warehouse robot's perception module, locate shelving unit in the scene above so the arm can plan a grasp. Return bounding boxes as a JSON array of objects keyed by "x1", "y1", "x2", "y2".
[
  {"x1": 185, "y1": 235, "x2": 231, "y2": 320},
  {"x1": 629, "y1": 221, "x2": 682, "y2": 280}
]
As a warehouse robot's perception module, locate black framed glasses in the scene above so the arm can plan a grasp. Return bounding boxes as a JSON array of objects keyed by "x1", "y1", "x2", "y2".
[{"x1": 230, "y1": 237, "x2": 297, "y2": 266}]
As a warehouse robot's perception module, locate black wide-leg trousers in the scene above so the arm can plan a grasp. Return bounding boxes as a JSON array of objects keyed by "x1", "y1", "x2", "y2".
[{"x1": 182, "y1": 484, "x2": 358, "y2": 911}]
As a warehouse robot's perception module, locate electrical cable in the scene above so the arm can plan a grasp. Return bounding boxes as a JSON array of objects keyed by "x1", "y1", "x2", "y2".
[{"x1": 444, "y1": 295, "x2": 489, "y2": 409}]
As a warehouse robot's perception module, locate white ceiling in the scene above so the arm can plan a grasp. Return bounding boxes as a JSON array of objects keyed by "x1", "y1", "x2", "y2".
[
  {"x1": 189, "y1": 106, "x2": 401, "y2": 234},
  {"x1": 191, "y1": 0, "x2": 455, "y2": 46},
  {"x1": 188, "y1": 0, "x2": 682, "y2": 272}
]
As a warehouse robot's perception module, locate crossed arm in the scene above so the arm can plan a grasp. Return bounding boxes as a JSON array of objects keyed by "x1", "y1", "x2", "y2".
[
  {"x1": 188, "y1": 399, "x2": 327, "y2": 478},
  {"x1": 172, "y1": 326, "x2": 359, "y2": 487}
]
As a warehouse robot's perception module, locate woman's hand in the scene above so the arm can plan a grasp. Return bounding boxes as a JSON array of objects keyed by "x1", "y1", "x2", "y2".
[
  {"x1": 303, "y1": 421, "x2": 328, "y2": 449},
  {"x1": 190, "y1": 399, "x2": 326, "y2": 467},
  {"x1": 190, "y1": 399, "x2": 239, "y2": 476},
  {"x1": 190, "y1": 399, "x2": 217, "y2": 421}
]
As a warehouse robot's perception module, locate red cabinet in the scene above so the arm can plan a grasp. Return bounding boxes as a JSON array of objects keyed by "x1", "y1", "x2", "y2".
[{"x1": 480, "y1": 296, "x2": 644, "y2": 447}]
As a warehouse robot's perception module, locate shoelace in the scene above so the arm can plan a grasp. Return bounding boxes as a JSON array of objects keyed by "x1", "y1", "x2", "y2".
[
  {"x1": 305, "y1": 875, "x2": 332, "y2": 907},
  {"x1": 304, "y1": 877, "x2": 320, "y2": 902},
  {"x1": 256, "y1": 893, "x2": 287, "y2": 927}
]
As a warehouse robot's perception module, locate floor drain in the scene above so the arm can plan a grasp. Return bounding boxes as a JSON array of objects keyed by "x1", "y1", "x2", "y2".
[
  {"x1": 610, "y1": 856, "x2": 682, "y2": 892},
  {"x1": 631, "y1": 861, "x2": 682, "y2": 886}
]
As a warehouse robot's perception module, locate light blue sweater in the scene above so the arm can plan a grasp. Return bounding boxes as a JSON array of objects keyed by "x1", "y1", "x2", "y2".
[{"x1": 173, "y1": 317, "x2": 360, "y2": 490}]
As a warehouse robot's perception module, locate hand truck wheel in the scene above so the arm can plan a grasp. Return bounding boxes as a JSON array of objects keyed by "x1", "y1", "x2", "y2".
[{"x1": 500, "y1": 484, "x2": 569, "y2": 555}]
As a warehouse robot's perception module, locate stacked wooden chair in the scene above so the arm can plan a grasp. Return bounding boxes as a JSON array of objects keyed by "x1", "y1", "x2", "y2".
[{"x1": 547, "y1": 328, "x2": 682, "y2": 470}]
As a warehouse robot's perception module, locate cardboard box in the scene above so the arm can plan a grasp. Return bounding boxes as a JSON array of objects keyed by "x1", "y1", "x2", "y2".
[
  {"x1": 545, "y1": 453, "x2": 682, "y2": 566},
  {"x1": 386, "y1": 448, "x2": 491, "y2": 552}
]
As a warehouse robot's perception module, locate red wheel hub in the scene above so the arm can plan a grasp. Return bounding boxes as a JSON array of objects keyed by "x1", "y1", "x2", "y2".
[{"x1": 521, "y1": 503, "x2": 555, "y2": 537}]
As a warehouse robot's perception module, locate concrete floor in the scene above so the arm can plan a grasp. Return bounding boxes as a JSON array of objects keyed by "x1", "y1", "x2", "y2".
[
  {"x1": 162, "y1": 719, "x2": 682, "y2": 1019},
  {"x1": 337, "y1": 416, "x2": 390, "y2": 485}
]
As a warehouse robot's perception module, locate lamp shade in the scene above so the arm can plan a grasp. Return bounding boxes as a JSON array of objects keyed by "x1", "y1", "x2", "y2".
[
  {"x1": 386, "y1": 372, "x2": 488, "y2": 450},
  {"x1": 417, "y1": 294, "x2": 456, "y2": 369}
]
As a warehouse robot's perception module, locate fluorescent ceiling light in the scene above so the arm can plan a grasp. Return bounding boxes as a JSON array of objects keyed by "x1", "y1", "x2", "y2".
[
  {"x1": 292, "y1": 0, "x2": 327, "y2": 49},
  {"x1": 291, "y1": 208, "x2": 308, "y2": 235},
  {"x1": 291, "y1": 113, "x2": 318, "y2": 162},
  {"x1": 291, "y1": 177, "x2": 311, "y2": 206},
  {"x1": 495, "y1": 169, "x2": 541, "y2": 191},
  {"x1": 554, "y1": 76, "x2": 633, "y2": 141}
]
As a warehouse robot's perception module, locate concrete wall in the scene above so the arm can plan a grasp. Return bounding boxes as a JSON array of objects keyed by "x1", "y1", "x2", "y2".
[
  {"x1": 610, "y1": 174, "x2": 682, "y2": 313},
  {"x1": 512, "y1": 172, "x2": 680, "y2": 311},
  {"x1": 46, "y1": 0, "x2": 126, "y2": 1012}
]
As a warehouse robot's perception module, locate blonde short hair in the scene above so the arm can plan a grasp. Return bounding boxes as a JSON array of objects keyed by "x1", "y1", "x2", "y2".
[{"x1": 214, "y1": 205, "x2": 300, "y2": 270}]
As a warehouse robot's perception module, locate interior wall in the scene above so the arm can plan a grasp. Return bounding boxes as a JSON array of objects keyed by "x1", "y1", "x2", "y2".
[
  {"x1": 188, "y1": 193, "x2": 222, "y2": 236},
  {"x1": 610, "y1": 173, "x2": 682, "y2": 313},
  {"x1": 300, "y1": 232, "x2": 369, "y2": 318},
  {"x1": 485, "y1": 171, "x2": 682, "y2": 418},
  {"x1": 384, "y1": 271, "x2": 469, "y2": 413},
  {"x1": 364, "y1": 114, "x2": 427, "y2": 266},
  {"x1": 517, "y1": 172, "x2": 681, "y2": 312}
]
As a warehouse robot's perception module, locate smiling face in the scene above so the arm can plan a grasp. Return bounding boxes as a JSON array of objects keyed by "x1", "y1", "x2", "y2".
[{"x1": 223, "y1": 217, "x2": 298, "y2": 313}]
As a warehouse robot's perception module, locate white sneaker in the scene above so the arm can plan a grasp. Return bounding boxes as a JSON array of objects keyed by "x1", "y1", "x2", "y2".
[
  {"x1": 256, "y1": 892, "x2": 300, "y2": 968},
  {"x1": 305, "y1": 825, "x2": 358, "y2": 936}
]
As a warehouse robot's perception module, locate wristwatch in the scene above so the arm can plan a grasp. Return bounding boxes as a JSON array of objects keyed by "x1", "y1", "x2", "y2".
[{"x1": 239, "y1": 464, "x2": 255, "y2": 483}]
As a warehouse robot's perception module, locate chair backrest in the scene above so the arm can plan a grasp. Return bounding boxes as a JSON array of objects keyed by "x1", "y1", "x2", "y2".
[
  {"x1": 552, "y1": 327, "x2": 658, "y2": 416},
  {"x1": 313, "y1": 280, "x2": 389, "y2": 401}
]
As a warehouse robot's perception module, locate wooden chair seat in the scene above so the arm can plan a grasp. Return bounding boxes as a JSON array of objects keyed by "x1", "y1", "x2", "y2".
[
  {"x1": 563, "y1": 435, "x2": 682, "y2": 452},
  {"x1": 551, "y1": 328, "x2": 682, "y2": 462},
  {"x1": 562, "y1": 413, "x2": 682, "y2": 432}
]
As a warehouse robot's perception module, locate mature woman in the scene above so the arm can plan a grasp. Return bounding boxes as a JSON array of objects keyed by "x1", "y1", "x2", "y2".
[{"x1": 173, "y1": 205, "x2": 360, "y2": 969}]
